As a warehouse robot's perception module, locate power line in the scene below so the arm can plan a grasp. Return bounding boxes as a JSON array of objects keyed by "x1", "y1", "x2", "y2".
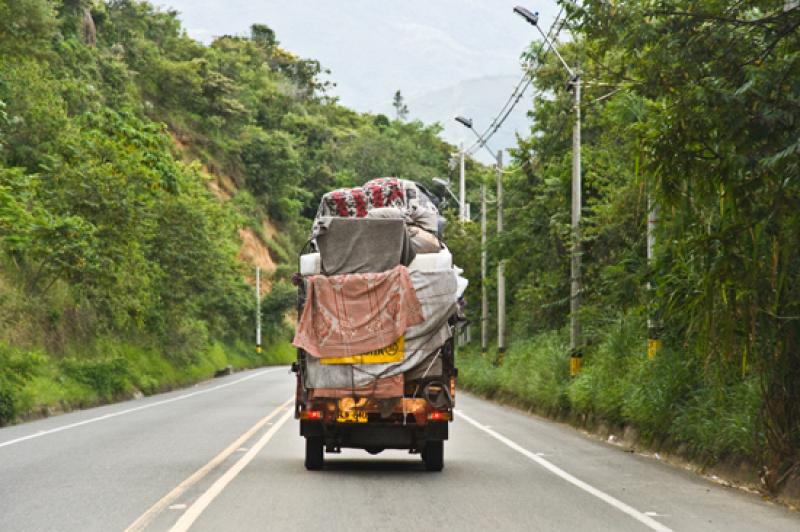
[
  {"x1": 466, "y1": 6, "x2": 565, "y2": 155},
  {"x1": 466, "y1": 6, "x2": 568, "y2": 157}
]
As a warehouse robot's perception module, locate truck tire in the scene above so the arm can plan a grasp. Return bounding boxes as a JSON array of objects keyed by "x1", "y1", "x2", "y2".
[
  {"x1": 305, "y1": 437, "x2": 324, "y2": 470},
  {"x1": 422, "y1": 440, "x2": 444, "y2": 471}
]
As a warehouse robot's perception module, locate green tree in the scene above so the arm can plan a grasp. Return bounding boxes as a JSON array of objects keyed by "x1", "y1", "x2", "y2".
[{"x1": 392, "y1": 89, "x2": 409, "y2": 121}]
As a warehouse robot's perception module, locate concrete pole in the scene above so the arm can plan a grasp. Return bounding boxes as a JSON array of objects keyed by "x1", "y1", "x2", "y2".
[
  {"x1": 481, "y1": 184, "x2": 488, "y2": 354},
  {"x1": 496, "y1": 150, "x2": 506, "y2": 362},
  {"x1": 459, "y1": 143, "x2": 466, "y2": 221},
  {"x1": 647, "y1": 191, "x2": 660, "y2": 359},
  {"x1": 256, "y1": 266, "x2": 262, "y2": 353},
  {"x1": 570, "y1": 77, "x2": 582, "y2": 360},
  {"x1": 647, "y1": 193, "x2": 657, "y2": 264}
]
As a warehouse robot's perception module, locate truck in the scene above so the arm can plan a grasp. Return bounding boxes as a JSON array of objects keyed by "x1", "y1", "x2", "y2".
[{"x1": 291, "y1": 177, "x2": 466, "y2": 471}]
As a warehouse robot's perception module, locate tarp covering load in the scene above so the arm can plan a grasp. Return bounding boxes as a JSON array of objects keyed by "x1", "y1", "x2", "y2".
[
  {"x1": 315, "y1": 217, "x2": 415, "y2": 275},
  {"x1": 309, "y1": 375, "x2": 404, "y2": 399},
  {"x1": 315, "y1": 177, "x2": 440, "y2": 231},
  {"x1": 296, "y1": 177, "x2": 465, "y2": 401},
  {"x1": 316, "y1": 179, "x2": 403, "y2": 218},
  {"x1": 304, "y1": 268, "x2": 458, "y2": 389},
  {"x1": 293, "y1": 265, "x2": 424, "y2": 359}
]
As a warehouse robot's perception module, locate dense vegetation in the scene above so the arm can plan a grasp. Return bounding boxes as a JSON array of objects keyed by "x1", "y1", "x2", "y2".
[
  {"x1": 0, "y1": 0, "x2": 460, "y2": 423},
  {"x1": 455, "y1": 0, "x2": 800, "y2": 491},
  {"x1": 3, "y1": 0, "x2": 796, "y2": 494}
]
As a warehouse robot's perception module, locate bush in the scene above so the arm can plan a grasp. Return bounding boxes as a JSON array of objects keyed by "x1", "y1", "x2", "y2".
[
  {"x1": 459, "y1": 330, "x2": 570, "y2": 414},
  {"x1": 567, "y1": 313, "x2": 645, "y2": 423},
  {"x1": 0, "y1": 345, "x2": 44, "y2": 425},
  {"x1": 670, "y1": 378, "x2": 761, "y2": 460},
  {"x1": 60, "y1": 356, "x2": 131, "y2": 400},
  {"x1": 622, "y1": 346, "x2": 700, "y2": 440}
]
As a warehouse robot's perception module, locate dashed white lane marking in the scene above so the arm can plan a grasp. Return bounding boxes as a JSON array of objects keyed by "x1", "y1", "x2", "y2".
[
  {"x1": 169, "y1": 407, "x2": 294, "y2": 532},
  {"x1": 0, "y1": 367, "x2": 285, "y2": 449},
  {"x1": 456, "y1": 409, "x2": 673, "y2": 532},
  {"x1": 125, "y1": 397, "x2": 293, "y2": 532}
]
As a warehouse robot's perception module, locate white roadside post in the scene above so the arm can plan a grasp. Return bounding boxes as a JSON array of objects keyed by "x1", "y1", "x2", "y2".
[{"x1": 255, "y1": 266, "x2": 262, "y2": 354}]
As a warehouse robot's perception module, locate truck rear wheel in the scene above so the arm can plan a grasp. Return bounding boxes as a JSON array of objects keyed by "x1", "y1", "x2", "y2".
[
  {"x1": 422, "y1": 440, "x2": 444, "y2": 471},
  {"x1": 305, "y1": 437, "x2": 324, "y2": 470}
]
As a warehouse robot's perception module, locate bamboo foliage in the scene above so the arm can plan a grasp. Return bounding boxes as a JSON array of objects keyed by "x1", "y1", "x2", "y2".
[{"x1": 497, "y1": 0, "x2": 799, "y2": 484}]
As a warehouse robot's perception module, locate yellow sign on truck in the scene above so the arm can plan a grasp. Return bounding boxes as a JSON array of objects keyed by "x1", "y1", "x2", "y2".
[{"x1": 319, "y1": 336, "x2": 404, "y2": 365}]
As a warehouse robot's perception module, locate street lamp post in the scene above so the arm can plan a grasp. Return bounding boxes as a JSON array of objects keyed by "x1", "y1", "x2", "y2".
[
  {"x1": 495, "y1": 149, "x2": 506, "y2": 363},
  {"x1": 455, "y1": 116, "x2": 473, "y2": 223},
  {"x1": 480, "y1": 184, "x2": 488, "y2": 354},
  {"x1": 455, "y1": 116, "x2": 506, "y2": 362},
  {"x1": 515, "y1": 6, "x2": 583, "y2": 372},
  {"x1": 432, "y1": 177, "x2": 461, "y2": 214}
]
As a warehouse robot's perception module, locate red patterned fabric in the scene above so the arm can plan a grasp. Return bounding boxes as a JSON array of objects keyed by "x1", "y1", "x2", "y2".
[
  {"x1": 351, "y1": 188, "x2": 368, "y2": 217},
  {"x1": 309, "y1": 375, "x2": 404, "y2": 399},
  {"x1": 364, "y1": 177, "x2": 405, "y2": 210},
  {"x1": 368, "y1": 182, "x2": 385, "y2": 208},
  {"x1": 330, "y1": 190, "x2": 349, "y2": 217},
  {"x1": 293, "y1": 265, "x2": 424, "y2": 358},
  {"x1": 317, "y1": 178, "x2": 411, "y2": 219}
]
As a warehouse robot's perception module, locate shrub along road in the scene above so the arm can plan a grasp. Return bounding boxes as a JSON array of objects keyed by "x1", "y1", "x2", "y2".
[{"x1": 0, "y1": 368, "x2": 797, "y2": 531}]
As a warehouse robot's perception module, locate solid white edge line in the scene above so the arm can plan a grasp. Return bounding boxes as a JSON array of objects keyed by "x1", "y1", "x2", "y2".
[
  {"x1": 125, "y1": 397, "x2": 294, "y2": 532},
  {"x1": 456, "y1": 409, "x2": 673, "y2": 532},
  {"x1": 0, "y1": 367, "x2": 286, "y2": 449},
  {"x1": 169, "y1": 407, "x2": 295, "y2": 532}
]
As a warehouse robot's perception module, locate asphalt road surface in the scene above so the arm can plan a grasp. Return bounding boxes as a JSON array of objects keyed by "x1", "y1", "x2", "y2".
[{"x1": 1, "y1": 367, "x2": 798, "y2": 531}]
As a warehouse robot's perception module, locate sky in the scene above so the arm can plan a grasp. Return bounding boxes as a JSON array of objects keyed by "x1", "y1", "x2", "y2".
[{"x1": 156, "y1": 1, "x2": 562, "y2": 163}]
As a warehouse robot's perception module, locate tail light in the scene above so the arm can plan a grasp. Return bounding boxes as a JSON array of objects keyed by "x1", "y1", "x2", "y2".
[
  {"x1": 300, "y1": 410, "x2": 323, "y2": 421},
  {"x1": 428, "y1": 410, "x2": 451, "y2": 422}
]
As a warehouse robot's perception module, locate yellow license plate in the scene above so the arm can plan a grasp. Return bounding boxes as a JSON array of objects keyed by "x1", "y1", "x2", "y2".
[
  {"x1": 336, "y1": 410, "x2": 368, "y2": 423},
  {"x1": 321, "y1": 336, "x2": 404, "y2": 365}
]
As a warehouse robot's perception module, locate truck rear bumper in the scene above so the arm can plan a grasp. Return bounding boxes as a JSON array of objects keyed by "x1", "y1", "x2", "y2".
[{"x1": 301, "y1": 420, "x2": 448, "y2": 451}]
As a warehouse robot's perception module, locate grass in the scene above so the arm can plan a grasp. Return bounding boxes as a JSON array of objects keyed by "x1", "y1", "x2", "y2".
[
  {"x1": 457, "y1": 311, "x2": 762, "y2": 463},
  {"x1": 1, "y1": 335, "x2": 295, "y2": 425}
]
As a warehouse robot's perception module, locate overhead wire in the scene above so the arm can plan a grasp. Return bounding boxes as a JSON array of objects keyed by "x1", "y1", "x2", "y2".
[
  {"x1": 469, "y1": 6, "x2": 566, "y2": 150},
  {"x1": 466, "y1": 5, "x2": 568, "y2": 157}
]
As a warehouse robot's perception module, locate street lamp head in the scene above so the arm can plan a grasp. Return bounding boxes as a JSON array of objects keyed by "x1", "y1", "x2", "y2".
[
  {"x1": 513, "y1": 6, "x2": 539, "y2": 26},
  {"x1": 455, "y1": 116, "x2": 474, "y2": 129},
  {"x1": 432, "y1": 177, "x2": 451, "y2": 188}
]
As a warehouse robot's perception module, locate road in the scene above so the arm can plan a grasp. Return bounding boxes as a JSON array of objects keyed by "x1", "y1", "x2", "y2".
[{"x1": 1, "y1": 367, "x2": 797, "y2": 532}]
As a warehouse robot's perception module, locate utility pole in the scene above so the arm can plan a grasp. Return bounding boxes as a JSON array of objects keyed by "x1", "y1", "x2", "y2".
[
  {"x1": 647, "y1": 192, "x2": 660, "y2": 359},
  {"x1": 459, "y1": 142, "x2": 466, "y2": 221},
  {"x1": 255, "y1": 266, "x2": 262, "y2": 354},
  {"x1": 481, "y1": 184, "x2": 488, "y2": 354},
  {"x1": 569, "y1": 75, "x2": 582, "y2": 375},
  {"x1": 513, "y1": 6, "x2": 583, "y2": 374},
  {"x1": 496, "y1": 150, "x2": 506, "y2": 364}
]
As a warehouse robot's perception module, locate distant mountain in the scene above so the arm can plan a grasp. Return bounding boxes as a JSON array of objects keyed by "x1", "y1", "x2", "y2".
[
  {"x1": 401, "y1": 75, "x2": 534, "y2": 165},
  {"x1": 162, "y1": 0, "x2": 556, "y2": 163},
  {"x1": 162, "y1": 0, "x2": 558, "y2": 114}
]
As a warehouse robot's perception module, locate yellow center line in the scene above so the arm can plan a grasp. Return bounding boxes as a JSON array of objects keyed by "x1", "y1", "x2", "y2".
[
  {"x1": 170, "y1": 407, "x2": 295, "y2": 532},
  {"x1": 125, "y1": 397, "x2": 293, "y2": 532}
]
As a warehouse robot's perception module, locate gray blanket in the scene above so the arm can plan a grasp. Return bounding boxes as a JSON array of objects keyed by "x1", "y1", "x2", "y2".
[
  {"x1": 315, "y1": 217, "x2": 415, "y2": 275},
  {"x1": 305, "y1": 268, "x2": 457, "y2": 389}
]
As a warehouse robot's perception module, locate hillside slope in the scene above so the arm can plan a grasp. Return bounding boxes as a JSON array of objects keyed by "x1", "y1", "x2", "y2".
[{"x1": 0, "y1": 0, "x2": 472, "y2": 424}]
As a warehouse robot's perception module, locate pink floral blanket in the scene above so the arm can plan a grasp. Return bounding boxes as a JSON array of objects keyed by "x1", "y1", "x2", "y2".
[{"x1": 293, "y1": 265, "x2": 424, "y2": 358}]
